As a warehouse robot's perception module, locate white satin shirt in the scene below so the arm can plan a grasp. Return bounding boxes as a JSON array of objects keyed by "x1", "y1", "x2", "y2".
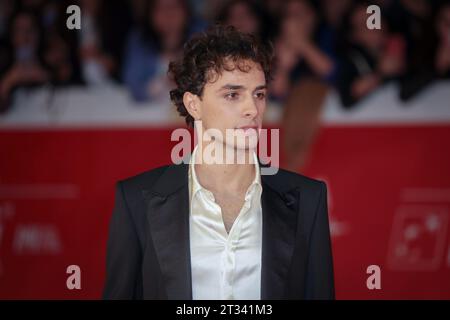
[{"x1": 188, "y1": 146, "x2": 263, "y2": 300}]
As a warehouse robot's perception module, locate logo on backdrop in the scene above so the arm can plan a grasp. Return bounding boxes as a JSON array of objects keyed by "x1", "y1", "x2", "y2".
[{"x1": 387, "y1": 206, "x2": 448, "y2": 271}]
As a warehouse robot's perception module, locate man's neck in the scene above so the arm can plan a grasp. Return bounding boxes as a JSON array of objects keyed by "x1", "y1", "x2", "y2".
[{"x1": 194, "y1": 142, "x2": 256, "y2": 196}]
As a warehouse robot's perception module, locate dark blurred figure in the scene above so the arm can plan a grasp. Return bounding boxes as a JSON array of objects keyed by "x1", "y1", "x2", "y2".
[
  {"x1": 40, "y1": 0, "x2": 83, "y2": 87},
  {"x1": 270, "y1": 0, "x2": 334, "y2": 102},
  {"x1": 274, "y1": 0, "x2": 335, "y2": 171},
  {"x1": 400, "y1": 1, "x2": 450, "y2": 100},
  {"x1": 0, "y1": 9, "x2": 49, "y2": 112},
  {"x1": 43, "y1": 30, "x2": 83, "y2": 87},
  {"x1": 0, "y1": 0, "x2": 14, "y2": 41},
  {"x1": 336, "y1": 1, "x2": 406, "y2": 108},
  {"x1": 260, "y1": 0, "x2": 284, "y2": 40},
  {"x1": 386, "y1": 0, "x2": 433, "y2": 55},
  {"x1": 129, "y1": 0, "x2": 148, "y2": 27},
  {"x1": 0, "y1": 0, "x2": 14, "y2": 79},
  {"x1": 191, "y1": 0, "x2": 224, "y2": 21},
  {"x1": 263, "y1": 0, "x2": 283, "y2": 16},
  {"x1": 78, "y1": 0, "x2": 131, "y2": 85},
  {"x1": 122, "y1": 0, "x2": 206, "y2": 103},
  {"x1": 317, "y1": 0, "x2": 353, "y2": 85},
  {"x1": 433, "y1": 2, "x2": 450, "y2": 77},
  {"x1": 215, "y1": 0, "x2": 270, "y2": 40}
]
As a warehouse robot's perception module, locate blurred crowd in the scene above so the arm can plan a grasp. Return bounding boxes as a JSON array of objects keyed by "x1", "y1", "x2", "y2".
[{"x1": 0, "y1": 0, "x2": 449, "y2": 114}]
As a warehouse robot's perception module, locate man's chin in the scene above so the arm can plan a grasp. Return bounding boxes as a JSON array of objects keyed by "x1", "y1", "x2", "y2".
[{"x1": 225, "y1": 137, "x2": 259, "y2": 151}]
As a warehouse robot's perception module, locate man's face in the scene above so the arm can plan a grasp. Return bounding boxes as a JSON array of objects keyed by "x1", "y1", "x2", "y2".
[{"x1": 195, "y1": 59, "x2": 267, "y2": 151}]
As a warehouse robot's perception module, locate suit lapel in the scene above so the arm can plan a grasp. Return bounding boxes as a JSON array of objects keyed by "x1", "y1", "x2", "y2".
[
  {"x1": 142, "y1": 164, "x2": 192, "y2": 300},
  {"x1": 260, "y1": 176, "x2": 300, "y2": 299},
  {"x1": 141, "y1": 163, "x2": 301, "y2": 300}
]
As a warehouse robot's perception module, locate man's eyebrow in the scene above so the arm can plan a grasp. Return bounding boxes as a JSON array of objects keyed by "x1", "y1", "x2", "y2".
[
  {"x1": 216, "y1": 84, "x2": 267, "y2": 92},
  {"x1": 217, "y1": 84, "x2": 245, "y2": 92},
  {"x1": 254, "y1": 85, "x2": 268, "y2": 91}
]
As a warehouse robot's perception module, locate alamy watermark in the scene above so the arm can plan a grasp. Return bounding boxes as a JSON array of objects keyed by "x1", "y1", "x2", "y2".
[{"x1": 65, "y1": 4, "x2": 382, "y2": 31}]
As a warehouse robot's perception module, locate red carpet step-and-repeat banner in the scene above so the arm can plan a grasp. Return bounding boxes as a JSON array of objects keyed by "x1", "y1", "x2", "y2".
[{"x1": 0, "y1": 83, "x2": 449, "y2": 299}]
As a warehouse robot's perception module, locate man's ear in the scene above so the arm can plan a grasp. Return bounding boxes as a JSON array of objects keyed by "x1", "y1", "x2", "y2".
[{"x1": 183, "y1": 92, "x2": 202, "y2": 120}]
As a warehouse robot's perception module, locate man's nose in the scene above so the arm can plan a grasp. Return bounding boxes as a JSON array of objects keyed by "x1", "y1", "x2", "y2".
[{"x1": 242, "y1": 97, "x2": 258, "y2": 118}]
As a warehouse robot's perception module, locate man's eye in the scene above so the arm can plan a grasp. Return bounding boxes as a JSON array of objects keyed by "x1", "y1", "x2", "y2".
[
  {"x1": 255, "y1": 92, "x2": 266, "y2": 100},
  {"x1": 225, "y1": 92, "x2": 238, "y2": 100}
]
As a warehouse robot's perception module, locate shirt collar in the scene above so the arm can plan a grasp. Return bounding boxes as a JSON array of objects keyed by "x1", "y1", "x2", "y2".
[{"x1": 188, "y1": 144, "x2": 261, "y2": 201}]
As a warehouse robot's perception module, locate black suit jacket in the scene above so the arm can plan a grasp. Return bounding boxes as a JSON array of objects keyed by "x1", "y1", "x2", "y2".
[{"x1": 102, "y1": 164, "x2": 335, "y2": 299}]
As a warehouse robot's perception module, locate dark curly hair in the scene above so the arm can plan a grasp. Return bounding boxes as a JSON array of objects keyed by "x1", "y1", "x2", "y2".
[{"x1": 168, "y1": 24, "x2": 274, "y2": 127}]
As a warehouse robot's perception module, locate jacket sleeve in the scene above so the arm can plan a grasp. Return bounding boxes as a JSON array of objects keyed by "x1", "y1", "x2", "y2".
[
  {"x1": 305, "y1": 181, "x2": 335, "y2": 299},
  {"x1": 103, "y1": 181, "x2": 142, "y2": 299}
]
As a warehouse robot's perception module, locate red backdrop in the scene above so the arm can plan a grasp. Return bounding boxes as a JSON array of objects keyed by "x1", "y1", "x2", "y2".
[{"x1": 0, "y1": 124, "x2": 449, "y2": 299}]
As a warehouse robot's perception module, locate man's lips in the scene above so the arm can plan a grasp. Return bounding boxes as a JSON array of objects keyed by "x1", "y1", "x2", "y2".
[
  {"x1": 234, "y1": 126, "x2": 259, "y2": 137},
  {"x1": 236, "y1": 125, "x2": 259, "y2": 132}
]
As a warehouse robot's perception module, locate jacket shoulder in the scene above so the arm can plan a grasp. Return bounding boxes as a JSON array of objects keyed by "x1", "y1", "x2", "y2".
[
  {"x1": 263, "y1": 167, "x2": 325, "y2": 195},
  {"x1": 118, "y1": 164, "x2": 174, "y2": 191}
]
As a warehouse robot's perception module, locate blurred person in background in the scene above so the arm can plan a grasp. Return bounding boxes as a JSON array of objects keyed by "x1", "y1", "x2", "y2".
[
  {"x1": 316, "y1": 0, "x2": 353, "y2": 85},
  {"x1": 215, "y1": 0, "x2": 270, "y2": 41},
  {"x1": 123, "y1": 0, "x2": 202, "y2": 102},
  {"x1": 0, "y1": 9, "x2": 49, "y2": 113},
  {"x1": 260, "y1": 0, "x2": 284, "y2": 41},
  {"x1": 270, "y1": 0, "x2": 335, "y2": 171},
  {"x1": 386, "y1": 0, "x2": 433, "y2": 57},
  {"x1": 188, "y1": 0, "x2": 217, "y2": 20},
  {"x1": 0, "y1": 0, "x2": 14, "y2": 84},
  {"x1": 43, "y1": 29, "x2": 83, "y2": 87},
  {"x1": 129, "y1": 0, "x2": 147, "y2": 27},
  {"x1": 40, "y1": 0, "x2": 61, "y2": 31},
  {"x1": 336, "y1": 1, "x2": 406, "y2": 108},
  {"x1": 0, "y1": 0, "x2": 14, "y2": 41},
  {"x1": 122, "y1": 0, "x2": 206, "y2": 103},
  {"x1": 262, "y1": 0, "x2": 283, "y2": 18},
  {"x1": 39, "y1": 0, "x2": 83, "y2": 87},
  {"x1": 270, "y1": 0, "x2": 334, "y2": 103},
  {"x1": 431, "y1": 2, "x2": 450, "y2": 78},
  {"x1": 400, "y1": 0, "x2": 450, "y2": 100},
  {"x1": 78, "y1": 0, "x2": 131, "y2": 86}
]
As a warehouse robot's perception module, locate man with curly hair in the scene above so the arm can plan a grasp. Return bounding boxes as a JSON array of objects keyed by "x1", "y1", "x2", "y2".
[{"x1": 103, "y1": 24, "x2": 334, "y2": 300}]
